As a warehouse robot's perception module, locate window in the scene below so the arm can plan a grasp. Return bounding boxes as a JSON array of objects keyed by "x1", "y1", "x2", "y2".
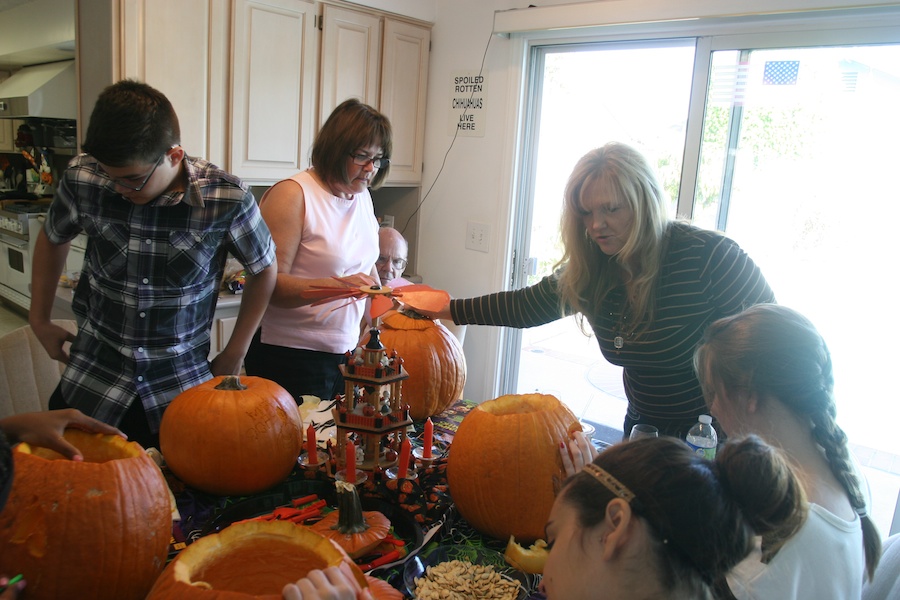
[{"x1": 507, "y1": 9, "x2": 900, "y2": 534}]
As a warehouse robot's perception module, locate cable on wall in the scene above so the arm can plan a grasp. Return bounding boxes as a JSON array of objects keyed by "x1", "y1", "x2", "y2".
[{"x1": 399, "y1": 20, "x2": 498, "y2": 236}]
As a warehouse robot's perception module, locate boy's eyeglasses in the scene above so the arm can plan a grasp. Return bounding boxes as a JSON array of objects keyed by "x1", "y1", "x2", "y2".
[
  {"x1": 349, "y1": 153, "x2": 389, "y2": 169},
  {"x1": 101, "y1": 150, "x2": 168, "y2": 192}
]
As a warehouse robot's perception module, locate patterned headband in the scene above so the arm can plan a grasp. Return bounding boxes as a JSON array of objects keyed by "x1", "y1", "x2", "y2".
[{"x1": 583, "y1": 463, "x2": 635, "y2": 503}]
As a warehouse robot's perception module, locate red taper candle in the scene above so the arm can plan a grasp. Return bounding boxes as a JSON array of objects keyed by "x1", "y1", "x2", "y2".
[
  {"x1": 398, "y1": 437, "x2": 411, "y2": 478},
  {"x1": 306, "y1": 423, "x2": 318, "y2": 465},
  {"x1": 423, "y1": 417, "x2": 434, "y2": 458}
]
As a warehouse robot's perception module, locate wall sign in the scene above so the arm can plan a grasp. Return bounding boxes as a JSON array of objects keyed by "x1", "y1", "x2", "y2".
[{"x1": 448, "y1": 71, "x2": 486, "y2": 137}]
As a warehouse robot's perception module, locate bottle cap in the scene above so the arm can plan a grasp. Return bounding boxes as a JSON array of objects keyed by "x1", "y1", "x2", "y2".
[{"x1": 699, "y1": 414, "x2": 712, "y2": 424}]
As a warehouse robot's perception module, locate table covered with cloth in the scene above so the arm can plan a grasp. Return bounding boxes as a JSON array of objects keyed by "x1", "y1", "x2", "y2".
[{"x1": 162, "y1": 399, "x2": 544, "y2": 599}]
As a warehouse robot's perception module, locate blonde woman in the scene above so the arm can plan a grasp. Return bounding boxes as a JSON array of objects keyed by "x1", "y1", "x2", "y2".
[{"x1": 422, "y1": 142, "x2": 774, "y2": 438}]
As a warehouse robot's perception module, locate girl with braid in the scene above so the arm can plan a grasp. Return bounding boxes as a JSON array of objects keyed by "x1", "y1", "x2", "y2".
[{"x1": 695, "y1": 303, "x2": 881, "y2": 599}]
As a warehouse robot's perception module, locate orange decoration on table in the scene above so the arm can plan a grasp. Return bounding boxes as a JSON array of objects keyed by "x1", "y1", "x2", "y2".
[
  {"x1": 367, "y1": 309, "x2": 466, "y2": 420},
  {"x1": 146, "y1": 519, "x2": 400, "y2": 599},
  {"x1": 0, "y1": 430, "x2": 172, "y2": 600},
  {"x1": 310, "y1": 481, "x2": 391, "y2": 559},
  {"x1": 447, "y1": 393, "x2": 580, "y2": 542},
  {"x1": 159, "y1": 375, "x2": 303, "y2": 496}
]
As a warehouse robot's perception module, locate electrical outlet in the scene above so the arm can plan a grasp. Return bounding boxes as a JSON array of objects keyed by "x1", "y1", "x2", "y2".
[{"x1": 465, "y1": 221, "x2": 490, "y2": 253}]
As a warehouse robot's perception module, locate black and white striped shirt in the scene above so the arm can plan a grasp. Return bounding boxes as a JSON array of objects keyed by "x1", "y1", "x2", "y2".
[{"x1": 450, "y1": 223, "x2": 774, "y2": 432}]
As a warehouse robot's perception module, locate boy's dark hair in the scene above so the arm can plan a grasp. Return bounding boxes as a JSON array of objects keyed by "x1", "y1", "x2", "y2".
[{"x1": 82, "y1": 79, "x2": 181, "y2": 166}]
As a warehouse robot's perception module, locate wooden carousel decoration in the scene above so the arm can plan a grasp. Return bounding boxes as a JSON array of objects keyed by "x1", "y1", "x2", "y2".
[
  {"x1": 302, "y1": 277, "x2": 448, "y2": 480},
  {"x1": 333, "y1": 327, "x2": 412, "y2": 476}
]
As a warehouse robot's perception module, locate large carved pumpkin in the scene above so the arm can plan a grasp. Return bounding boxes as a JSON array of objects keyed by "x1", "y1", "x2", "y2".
[
  {"x1": 447, "y1": 393, "x2": 580, "y2": 542},
  {"x1": 375, "y1": 310, "x2": 466, "y2": 420},
  {"x1": 160, "y1": 375, "x2": 302, "y2": 496},
  {"x1": 0, "y1": 430, "x2": 172, "y2": 600},
  {"x1": 146, "y1": 520, "x2": 400, "y2": 599}
]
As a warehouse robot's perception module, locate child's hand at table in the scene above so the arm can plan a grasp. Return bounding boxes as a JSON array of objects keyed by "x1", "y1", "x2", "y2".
[{"x1": 282, "y1": 563, "x2": 373, "y2": 600}]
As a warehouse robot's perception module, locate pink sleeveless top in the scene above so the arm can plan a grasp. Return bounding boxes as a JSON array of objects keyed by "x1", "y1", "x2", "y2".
[{"x1": 259, "y1": 170, "x2": 379, "y2": 353}]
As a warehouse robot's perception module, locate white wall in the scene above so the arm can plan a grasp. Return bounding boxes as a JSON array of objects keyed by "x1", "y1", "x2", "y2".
[
  {"x1": 418, "y1": 0, "x2": 895, "y2": 403},
  {"x1": 418, "y1": 0, "x2": 522, "y2": 402}
]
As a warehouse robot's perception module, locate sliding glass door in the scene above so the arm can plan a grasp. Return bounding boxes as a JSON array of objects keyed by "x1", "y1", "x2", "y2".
[{"x1": 506, "y1": 22, "x2": 900, "y2": 456}]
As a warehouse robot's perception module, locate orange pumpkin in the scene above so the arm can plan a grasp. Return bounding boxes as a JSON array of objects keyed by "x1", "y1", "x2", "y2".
[
  {"x1": 160, "y1": 375, "x2": 303, "y2": 496},
  {"x1": 310, "y1": 481, "x2": 391, "y2": 558},
  {"x1": 447, "y1": 393, "x2": 580, "y2": 542},
  {"x1": 0, "y1": 430, "x2": 172, "y2": 600},
  {"x1": 375, "y1": 309, "x2": 466, "y2": 420},
  {"x1": 147, "y1": 520, "x2": 361, "y2": 599}
]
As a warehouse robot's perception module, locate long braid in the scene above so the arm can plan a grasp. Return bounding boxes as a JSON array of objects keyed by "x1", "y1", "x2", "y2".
[
  {"x1": 809, "y1": 408, "x2": 881, "y2": 579},
  {"x1": 696, "y1": 303, "x2": 882, "y2": 582}
]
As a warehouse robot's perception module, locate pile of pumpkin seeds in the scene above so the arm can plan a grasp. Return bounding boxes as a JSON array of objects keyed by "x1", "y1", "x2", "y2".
[{"x1": 413, "y1": 559, "x2": 521, "y2": 600}]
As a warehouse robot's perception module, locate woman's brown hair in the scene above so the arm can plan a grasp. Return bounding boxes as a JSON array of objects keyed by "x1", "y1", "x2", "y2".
[
  {"x1": 311, "y1": 98, "x2": 393, "y2": 191},
  {"x1": 562, "y1": 435, "x2": 807, "y2": 599}
]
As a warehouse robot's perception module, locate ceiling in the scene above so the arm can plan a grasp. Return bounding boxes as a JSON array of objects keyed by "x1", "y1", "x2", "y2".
[
  {"x1": 0, "y1": 0, "x2": 75, "y2": 70},
  {"x1": 0, "y1": 0, "x2": 32, "y2": 10}
]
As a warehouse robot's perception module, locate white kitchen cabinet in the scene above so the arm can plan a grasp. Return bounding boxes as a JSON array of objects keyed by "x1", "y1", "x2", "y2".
[
  {"x1": 0, "y1": 120, "x2": 14, "y2": 153},
  {"x1": 76, "y1": 0, "x2": 230, "y2": 165},
  {"x1": 319, "y1": 5, "x2": 381, "y2": 126},
  {"x1": 229, "y1": 0, "x2": 318, "y2": 184},
  {"x1": 379, "y1": 18, "x2": 430, "y2": 186},
  {"x1": 208, "y1": 304, "x2": 239, "y2": 361},
  {"x1": 319, "y1": 4, "x2": 430, "y2": 186}
]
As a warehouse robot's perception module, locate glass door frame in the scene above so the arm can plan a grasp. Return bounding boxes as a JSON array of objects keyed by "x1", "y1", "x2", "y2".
[{"x1": 499, "y1": 8, "x2": 900, "y2": 397}]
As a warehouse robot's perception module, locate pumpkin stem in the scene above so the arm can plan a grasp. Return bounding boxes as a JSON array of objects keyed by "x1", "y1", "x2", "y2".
[
  {"x1": 398, "y1": 307, "x2": 429, "y2": 320},
  {"x1": 333, "y1": 480, "x2": 370, "y2": 534},
  {"x1": 214, "y1": 376, "x2": 249, "y2": 391}
]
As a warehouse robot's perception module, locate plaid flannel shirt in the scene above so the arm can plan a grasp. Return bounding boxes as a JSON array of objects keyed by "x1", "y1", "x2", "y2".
[{"x1": 44, "y1": 154, "x2": 275, "y2": 432}]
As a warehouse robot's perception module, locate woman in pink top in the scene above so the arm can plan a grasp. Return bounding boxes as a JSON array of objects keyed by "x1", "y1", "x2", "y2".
[{"x1": 245, "y1": 100, "x2": 391, "y2": 402}]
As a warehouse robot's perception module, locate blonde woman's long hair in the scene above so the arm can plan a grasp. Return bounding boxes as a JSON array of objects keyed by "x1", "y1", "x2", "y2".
[{"x1": 556, "y1": 143, "x2": 670, "y2": 326}]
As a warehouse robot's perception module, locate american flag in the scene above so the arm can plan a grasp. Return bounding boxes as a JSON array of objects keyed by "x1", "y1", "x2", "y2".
[
  {"x1": 708, "y1": 62, "x2": 750, "y2": 106},
  {"x1": 763, "y1": 60, "x2": 800, "y2": 85}
]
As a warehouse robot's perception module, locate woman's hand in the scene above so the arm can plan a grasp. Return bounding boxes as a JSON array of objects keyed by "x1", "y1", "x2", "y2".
[
  {"x1": 560, "y1": 431, "x2": 599, "y2": 477},
  {"x1": 0, "y1": 409, "x2": 125, "y2": 460},
  {"x1": 282, "y1": 564, "x2": 373, "y2": 600},
  {"x1": 407, "y1": 297, "x2": 452, "y2": 322}
]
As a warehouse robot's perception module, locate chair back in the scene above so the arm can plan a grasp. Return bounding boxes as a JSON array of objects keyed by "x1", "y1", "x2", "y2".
[{"x1": 0, "y1": 320, "x2": 76, "y2": 418}]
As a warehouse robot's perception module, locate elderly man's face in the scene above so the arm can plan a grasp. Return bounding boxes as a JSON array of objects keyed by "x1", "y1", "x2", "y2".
[{"x1": 377, "y1": 230, "x2": 408, "y2": 282}]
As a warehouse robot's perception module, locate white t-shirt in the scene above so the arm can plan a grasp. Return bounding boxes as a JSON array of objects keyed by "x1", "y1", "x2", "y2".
[
  {"x1": 259, "y1": 170, "x2": 379, "y2": 354},
  {"x1": 727, "y1": 503, "x2": 864, "y2": 600}
]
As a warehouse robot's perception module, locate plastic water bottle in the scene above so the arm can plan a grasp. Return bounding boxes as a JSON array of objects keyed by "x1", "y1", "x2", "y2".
[{"x1": 686, "y1": 414, "x2": 718, "y2": 460}]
